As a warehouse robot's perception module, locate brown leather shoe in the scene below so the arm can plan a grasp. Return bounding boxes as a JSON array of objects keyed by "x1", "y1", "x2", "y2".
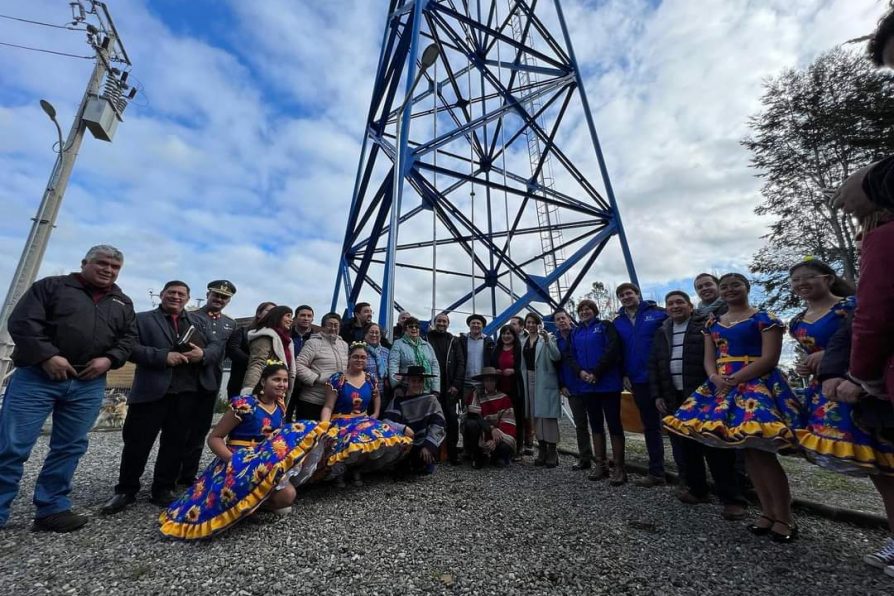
[
  {"x1": 721, "y1": 504, "x2": 747, "y2": 521},
  {"x1": 635, "y1": 474, "x2": 667, "y2": 488},
  {"x1": 677, "y1": 489, "x2": 711, "y2": 505}
]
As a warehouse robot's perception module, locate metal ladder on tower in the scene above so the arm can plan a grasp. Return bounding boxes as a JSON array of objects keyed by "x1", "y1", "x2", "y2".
[{"x1": 509, "y1": 5, "x2": 568, "y2": 303}]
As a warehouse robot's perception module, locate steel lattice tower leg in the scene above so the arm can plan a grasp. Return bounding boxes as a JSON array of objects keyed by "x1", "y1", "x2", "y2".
[{"x1": 332, "y1": 0, "x2": 638, "y2": 335}]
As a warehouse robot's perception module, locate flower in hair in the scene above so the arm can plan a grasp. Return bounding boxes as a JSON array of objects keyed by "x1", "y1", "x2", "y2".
[
  {"x1": 350, "y1": 341, "x2": 368, "y2": 350},
  {"x1": 265, "y1": 358, "x2": 285, "y2": 366}
]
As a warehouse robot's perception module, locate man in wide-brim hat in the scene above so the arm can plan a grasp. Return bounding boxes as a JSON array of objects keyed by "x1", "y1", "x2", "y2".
[
  {"x1": 382, "y1": 366, "x2": 445, "y2": 475},
  {"x1": 463, "y1": 367, "x2": 516, "y2": 468}
]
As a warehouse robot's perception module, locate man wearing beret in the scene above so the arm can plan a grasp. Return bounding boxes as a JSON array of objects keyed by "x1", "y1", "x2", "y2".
[{"x1": 177, "y1": 280, "x2": 237, "y2": 487}]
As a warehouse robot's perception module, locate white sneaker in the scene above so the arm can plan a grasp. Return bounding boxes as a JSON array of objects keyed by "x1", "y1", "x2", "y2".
[
  {"x1": 271, "y1": 506, "x2": 292, "y2": 516},
  {"x1": 864, "y1": 537, "x2": 894, "y2": 569}
]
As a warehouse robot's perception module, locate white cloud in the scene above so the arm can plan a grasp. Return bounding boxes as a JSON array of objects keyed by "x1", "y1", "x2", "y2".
[{"x1": 0, "y1": 0, "x2": 884, "y2": 330}]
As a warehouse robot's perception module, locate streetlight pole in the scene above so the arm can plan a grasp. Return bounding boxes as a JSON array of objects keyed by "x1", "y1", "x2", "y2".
[
  {"x1": 0, "y1": 23, "x2": 116, "y2": 384},
  {"x1": 381, "y1": 42, "x2": 439, "y2": 341}
]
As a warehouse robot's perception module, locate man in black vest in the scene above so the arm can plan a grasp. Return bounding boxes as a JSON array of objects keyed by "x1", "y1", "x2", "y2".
[
  {"x1": 101, "y1": 280, "x2": 226, "y2": 513},
  {"x1": 649, "y1": 290, "x2": 745, "y2": 520},
  {"x1": 177, "y1": 280, "x2": 237, "y2": 487}
]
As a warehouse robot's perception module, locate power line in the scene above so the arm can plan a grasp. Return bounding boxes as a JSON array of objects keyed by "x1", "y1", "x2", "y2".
[
  {"x1": 0, "y1": 13, "x2": 81, "y2": 30},
  {"x1": 0, "y1": 40, "x2": 93, "y2": 59}
]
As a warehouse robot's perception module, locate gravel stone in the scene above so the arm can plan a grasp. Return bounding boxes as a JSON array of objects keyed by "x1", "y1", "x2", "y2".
[{"x1": 0, "y1": 430, "x2": 892, "y2": 594}]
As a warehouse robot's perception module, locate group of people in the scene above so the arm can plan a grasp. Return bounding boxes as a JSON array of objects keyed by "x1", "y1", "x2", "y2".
[
  {"x1": 0, "y1": 243, "x2": 890, "y2": 557},
  {"x1": 0, "y1": 17, "x2": 892, "y2": 571}
]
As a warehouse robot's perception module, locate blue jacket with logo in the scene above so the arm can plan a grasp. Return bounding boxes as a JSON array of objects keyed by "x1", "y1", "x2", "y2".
[
  {"x1": 555, "y1": 331, "x2": 578, "y2": 393},
  {"x1": 568, "y1": 318, "x2": 622, "y2": 393},
  {"x1": 613, "y1": 301, "x2": 668, "y2": 384}
]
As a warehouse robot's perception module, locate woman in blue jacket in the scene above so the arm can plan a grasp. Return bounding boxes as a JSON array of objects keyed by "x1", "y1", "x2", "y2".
[{"x1": 569, "y1": 300, "x2": 624, "y2": 484}]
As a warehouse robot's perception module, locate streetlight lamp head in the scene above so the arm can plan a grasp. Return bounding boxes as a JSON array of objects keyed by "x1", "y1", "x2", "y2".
[
  {"x1": 39, "y1": 100, "x2": 57, "y2": 120},
  {"x1": 420, "y1": 43, "x2": 439, "y2": 71}
]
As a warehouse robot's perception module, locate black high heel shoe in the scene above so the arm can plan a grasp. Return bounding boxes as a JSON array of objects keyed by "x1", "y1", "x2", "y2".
[
  {"x1": 770, "y1": 520, "x2": 798, "y2": 543},
  {"x1": 747, "y1": 514, "x2": 774, "y2": 536}
]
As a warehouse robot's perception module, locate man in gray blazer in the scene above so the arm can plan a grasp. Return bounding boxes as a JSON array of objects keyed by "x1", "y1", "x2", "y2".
[{"x1": 101, "y1": 280, "x2": 226, "y2": 513}]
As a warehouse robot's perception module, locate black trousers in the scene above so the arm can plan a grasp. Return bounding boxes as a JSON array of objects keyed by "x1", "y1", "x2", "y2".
[
  {"x1": 462, "y1": 415, "x2": 513, "y2": 464},
  {"x1": 177, "y1": 389, "x2": 218, "y2": 485},
  {"x1": 437, "y1": 392, "x2": 459, "y2": 461},
  {"x1": 292, "y1": 400, "x2": 324, "y2": 422},
  {"x1": 679, "y1": 438, "x2": 747, "y2": 506},
  {"x1": 115, "y1": 391, "x2": 203, "y2": 496}
]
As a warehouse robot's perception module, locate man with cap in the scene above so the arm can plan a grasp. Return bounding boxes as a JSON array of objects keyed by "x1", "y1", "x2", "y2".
[
  {"x1": 382, "y1": 365, "x2": 446, "y2": 475},
  {"x1": 459, "y1": 314, "x2": 495, "y2": 406},
  {"x1": 463, "y1": 367, "x2": 516, "y2": 468},
  {"x1": 177, "y1": 280, "x2": 237, "y2": 487}
]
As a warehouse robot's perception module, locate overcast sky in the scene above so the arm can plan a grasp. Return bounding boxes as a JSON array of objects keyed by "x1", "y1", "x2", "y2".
[{"x1": 0, "y1": 0, "x2": 883, "y2": 323}]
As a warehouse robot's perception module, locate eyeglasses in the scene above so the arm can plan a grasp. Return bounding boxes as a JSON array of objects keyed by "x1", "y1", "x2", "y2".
[{"x1": 405, "y1": 324, "x2": 420, "y2": 329}]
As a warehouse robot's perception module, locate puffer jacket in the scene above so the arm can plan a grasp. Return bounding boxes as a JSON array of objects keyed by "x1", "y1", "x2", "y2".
[
  {"x1": 295, "y1": 332, "x2": 349, "y2": 405},
  {"x1": 648, "y1": 314, "x2": 707, "y2": 410},
  {"x1": 240, "y1": 327, "x2": 296, "y2": 396}
]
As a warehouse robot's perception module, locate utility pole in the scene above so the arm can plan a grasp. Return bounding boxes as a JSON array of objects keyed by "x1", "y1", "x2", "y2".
[{"x1": 0, "y1": 1, "x2": 134, "y2": 385}]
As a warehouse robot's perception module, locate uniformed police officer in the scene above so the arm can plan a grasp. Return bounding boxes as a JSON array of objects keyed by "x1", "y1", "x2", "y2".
[{"x1": 177, "y1": 280, "x2": 237, "y2": 486}]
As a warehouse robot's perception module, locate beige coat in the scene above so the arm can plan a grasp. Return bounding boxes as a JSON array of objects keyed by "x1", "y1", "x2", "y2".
[
  {"x1": 240, "y1": 328, "x2": 296, "y2": 396},
  {"x1": 295, "y1": 332, "x2": 349, "y2": 405}
]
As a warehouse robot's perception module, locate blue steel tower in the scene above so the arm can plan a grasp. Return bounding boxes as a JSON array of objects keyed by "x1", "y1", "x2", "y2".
[{"x1": 333, "y1": 0, "x2": 638, "y2": 336}]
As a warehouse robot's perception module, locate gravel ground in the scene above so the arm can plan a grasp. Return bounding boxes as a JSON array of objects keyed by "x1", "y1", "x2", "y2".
[
  {"x1": 1, "y1": 431, "x2": 893, "y2": 595},
  {"x1": 556, "y1": 419, "x2": 886, "y2": 517}
]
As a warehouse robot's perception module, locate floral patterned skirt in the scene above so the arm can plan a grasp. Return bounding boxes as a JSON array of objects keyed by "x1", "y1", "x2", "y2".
[
  {"x1": 663, "y1": 362, "x2": 802, "y2": 454},
  {"x1": 159, "y1": 421, "x2": 335, "y2": 540},
  {"x1": 795, "y1": 380, "x2": 894, "y2": 476},
  {"x1": 323, "y1": 414, "x2": 412, "y2": 480}
]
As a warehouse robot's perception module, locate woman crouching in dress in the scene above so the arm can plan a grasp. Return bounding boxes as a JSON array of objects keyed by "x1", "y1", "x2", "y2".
[
  {"x1": 160, "y1": 362, "x2": 335, "y2": 540},
  {"x1": 320, "y1": 342, "x2": 413, "y2": 488},
  {"x1": 664, "y1": 273, "x2": 803, "y2": 542}
]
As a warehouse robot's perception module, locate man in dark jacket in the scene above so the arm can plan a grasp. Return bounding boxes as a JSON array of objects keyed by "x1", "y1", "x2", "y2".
[
  {"x1": 650, "y1": 290, "x2": 745, "y2": 519},
  {"x1": 693, "y1": 273, "x2": 727, "y2": 317},
  {"x1": 427, "y1": 312, "x2": 466, "y2": 464},
  {"x1": 613, "y1": 282, "x2": 668, "y2": 486},
  {"x1": 0, "y1": 245, "x2": 137, "y2": 532},
  {"x1": 177, "y1": 280, "x2": 237, "y2": 487},
  {"x1": 340, "y1": 302, "x2": 374, "y2": 344},
  {"x1": 102, "y1": 280, "x2": 226, "y2": 514}
]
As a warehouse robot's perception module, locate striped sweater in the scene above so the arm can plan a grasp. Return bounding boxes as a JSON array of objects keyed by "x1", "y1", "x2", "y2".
[
  {"x1": 469, "y1": 389, "x2": 516, "y2": 451},
  {"x1": 383, "y1": 392, "x2": 446, "y2": 455}
]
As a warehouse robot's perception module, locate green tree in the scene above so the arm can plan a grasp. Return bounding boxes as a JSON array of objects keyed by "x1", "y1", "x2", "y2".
[
  {"x1": 742, "y1": 47, "x2": 894, "y2": 311},
  {"x1": 569, "y1": 280, "x2": 616, "y2": 318}
]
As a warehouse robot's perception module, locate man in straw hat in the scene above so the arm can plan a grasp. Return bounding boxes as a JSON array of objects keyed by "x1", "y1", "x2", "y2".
[{"x1": 463, "y1": 367, "x2": 516, "y2": 468}]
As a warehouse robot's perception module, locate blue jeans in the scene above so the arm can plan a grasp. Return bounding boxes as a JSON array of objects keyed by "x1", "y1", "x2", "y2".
[{"x1": 0, "y1": 365, "x2": 105, "y2": 524}]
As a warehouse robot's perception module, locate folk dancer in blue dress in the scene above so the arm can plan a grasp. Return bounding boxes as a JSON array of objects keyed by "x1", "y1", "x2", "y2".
[
  {"x1": 789, "y1": 258, "x2": 894, "y2": 476},
  {"x1": 320, "y1": 342, "x2": 412, "y2": 488},
  {"x1": 663, "y1": 273, "x2": 803, "y2": 542},
  {"x1": 159, "y1": 362, "x2": 334, "y2": 540}
]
